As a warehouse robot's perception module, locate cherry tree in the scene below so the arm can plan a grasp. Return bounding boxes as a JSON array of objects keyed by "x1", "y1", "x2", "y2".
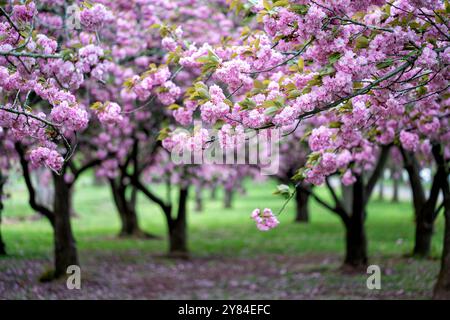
[
  {"x1": 146, "y1": 0, "x2": 449, "y2": 296},
  {"x1": 276, "y1": 126, "x2": 310, "y2": 222},
  {"x1": 0, "y1": 1, "x2": 92, "y2": 277},
  {"x1": 0, "y1": 128, "x2": 15, "y2": 255},
  {"x1": 400, "y1": 144, "x2": 446, "y2": 257},
  {"x1": 85, "y1": 0, "x2": 243, "y2": 250}
]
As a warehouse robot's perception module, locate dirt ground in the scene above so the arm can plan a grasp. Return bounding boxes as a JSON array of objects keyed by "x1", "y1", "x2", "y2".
[{"x1": 0, "y1": 251, "x2": 438, "y2": 299}]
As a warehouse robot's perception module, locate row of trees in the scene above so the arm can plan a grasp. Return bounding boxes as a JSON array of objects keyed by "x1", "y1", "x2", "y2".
[{"x1": 0, "y1": 0, "x2": 448, "y2": 298}]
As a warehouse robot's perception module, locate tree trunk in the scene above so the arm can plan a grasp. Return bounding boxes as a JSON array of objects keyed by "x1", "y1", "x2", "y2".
[
  {"x1": 402, "y1": 149, "x2": 435, "y2": 257},
  {"x1": 414, "y1": 222, "x2": 433, "y2": 258},
  {"x1": 68, "y1": 185, "x2": 78, "y2": 218},
  {"x1": 412, "y1": 177, "x2": 441, "y2": 257},
  {"x1": 0, "y1": 173, "x2": 6, "y2": 255},
  {"x1": 392, "y1": 174, "x2": 399, "y2": 203},
  {"x1": 402, "y1": 150, "x2": 426, "y2": 217},
  {"x1": 342, "y1": 184, "x2": 353, "y2": 213},
  {"x1": 52, "y1": 173, "x2": 78, "y2": 278},
  {"x1": 344, "y1": 176, "x2": 368, "y2": 268},
  {"x1": 378, "y1": 180, "x2": 384, "y2": 201},
  {"x1": 433, "y1": 146, "x2": 450, "y2": 299},
  {"x1": 224, "y1": 189, "x2": 233, "y2": 209},
  {"x1": 110, "y1": 180, "x2": 156, "y2": 238},
  {"x1": 210, "y1": 186, "x2": 217, "y2": 200},
  {"x1": 168, "y1": 188, "x2": 188, "y2": 257},
  {"x1": 194, "y1": 185, "x2": 203, "y2": 212},
  {"x1": 434, "y1": 183, "x2": 450, "y2": 299},
  {"x1": 295, "y1": 185, "x2": 309, "y2": 222}
]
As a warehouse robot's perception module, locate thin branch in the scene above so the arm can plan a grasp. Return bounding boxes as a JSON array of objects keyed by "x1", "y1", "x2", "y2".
[{"x1": 0, "y1": 50, "x2": 62, "y2": 59}]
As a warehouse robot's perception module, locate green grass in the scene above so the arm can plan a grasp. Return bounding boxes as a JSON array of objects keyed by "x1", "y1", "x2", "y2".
[
  {"x1": 0, "y1": 177, "x2": 445, "y2": 299},
  {"x1": 1, "y1": 176, "x2": 444, "y2": 260}
]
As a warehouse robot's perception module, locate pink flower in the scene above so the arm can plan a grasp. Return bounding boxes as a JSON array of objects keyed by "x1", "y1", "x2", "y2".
[
  {"x1": 215, "y1": 59, "x2": 251, "y2": 91},
  {"x1": 341, "y1": 169, "x2": 356, "y2": 186},
  {"x1": 309, "y1": 126, "x2": 334, "y2": 152},
  {"x1": 80, "y1": 4, "x2": 113, "y2": 31},
  {"x1": 336, "y1": 150, "x2": 352, "y2": 168},
  {"x1": 29, "y1": 147, "x2": 64, "y2": 171},
  {"x1": 97, "y1": 102, "x2": 123, "y2": 125},
  {"x1": 12, "y1": 2, "x2": 36, "y2": 22},
  {"x1": 251, "y1": 208, "x2": 279, "y2": 231},
  {"x1": 162, "y1": 37, "x2": 177, "y2": 52},
  {"x1": 400, "y1": 130, "x2": 419, "y2": 152},
  {"x1": 200, "y1": 101, "x2": 229, "y2": 124},
  {"x1": 320, "y1": 152, "x2": 337, "y2": 175},
  {"x1": 156, "y1": 81, "x2": 181, "y2": 105}
]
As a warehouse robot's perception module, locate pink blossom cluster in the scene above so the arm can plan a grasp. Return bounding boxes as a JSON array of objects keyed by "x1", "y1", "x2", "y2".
[
  {"x1": 77, "y1": 44, "x2": 110, "y2": 81},
  {"x1": 214, "y1": 60, "x2": 252, "y2": 92},
  {"x1": 400, "y1": 130, "x2": 420, "y2": 152},
  {"x1": 156, "y1": 81, "x2": 182, "y2": 106},
  {"x1": 162, "y1": 128, "x2": 210, "y2": 155},
  {"x1": 50, "y1": 101, "x2": 89, "y2": 133},
  {"x1": 95, "y1": 102, "x2": 124, "y2": 126},
  {"x1": 173, "y1": 101, "x2": 197, "y2": 126},
  {"x1": 131, "y1": 66, "x2": 173, "y2": 102},
  {"x1": 11, "y1": 2, "x2": 36, "y2": 23},
  {"x1": 251, "y1": 208, "x2": 280, "y2": 231},
  {"x1": 217, "y1": 124, "x2": 245, "y2": 150},
  {"x1": 200, "y1": 85, "x2": 229, "y2": 124},
  {"x1": 80, "y1": 4, "x2": 113, "y2": 31},
  {"x1": 29, "y1": 147, "x2": 64, "y2": 172}
]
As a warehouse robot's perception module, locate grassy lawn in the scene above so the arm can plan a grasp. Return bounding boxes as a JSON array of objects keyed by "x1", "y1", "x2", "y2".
[{"x1": 0, "y1": 176, "x2": 445, "y2": 299}]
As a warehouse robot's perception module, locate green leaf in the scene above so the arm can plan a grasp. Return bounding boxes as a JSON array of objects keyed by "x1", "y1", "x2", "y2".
[
  {"x1": 328, "y1": 52, "x2": 342, "y2": 64},
  {"x1": 355, "y1": 36, "x2": 369, "y2": 49},
  {"x1": 329, "y1": 121, "x2": 342, "y2": 129},
  {"x1": 264, "y1": 106, "x2": 279, "y2": 116},
  {"x1": 376, "y1": 59, "x2": 394, "y2": 69},
  {"x1": 290, "y1": 4, "x2": 309, "y2": 15},
  {"x1": 273, "y1": 0, "x2": 289, "y2": 7},
  {"x1": 262, "y1": 0, "x2": 272, "y2": 11},
  {"x1": 297, "y1": 57, "x2": 304, "y2": 72},
  {"x1": 157, "y1": 128, "x2": 171, "y2": 141},
  {"x1": 168, "y1": 104, "x2": 180, "y2": 110},
  {"x1": 90, "y1": 101, "x2": 104, "y2": 110},
  {"x1": 273, "y1": 184, "x2": 292, "y2": 199}
]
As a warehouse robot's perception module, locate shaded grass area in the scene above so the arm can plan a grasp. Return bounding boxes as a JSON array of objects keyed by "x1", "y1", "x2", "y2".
[{"x1": 0, "y1": 177, "x2": 445, "y2": 299}]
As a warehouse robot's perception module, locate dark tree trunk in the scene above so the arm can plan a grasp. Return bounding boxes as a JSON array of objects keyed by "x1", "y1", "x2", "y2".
[
  {"x1": 92, "y1": 174, "x2": 105, "y2": 186},
  {"x1": 52, "y1": 173, "x2": 78, "y2": 278},
  {"x1": 68, "y1": 186, "x2": 78, "y2": 218},
  {"x1": 210, "y1": 187, "x2": 217, "y2": 200},
  {"x1": 344, "y1": 176, "x2": 368, "y2": 268},
  {"x1": 402, "y1": 148, "x2": 442, "y2": 257},
  {"x1": 110, "y1": 180, "x2": 156, "y2": 238},
  {"x1": 194, "y1": 185, "x2": 203, "y2": 212},
  {"x1": 392, "y1": 174, "x2": 399, "y2": 203},
  {"x1": 378, "y1": 180, "x2": 384, "y2": 201},
  {"x1": 0, "y1": 173, "x2": 6, "y2": 255},
  {"x1": 224, "y1": 189, "x2": 233, "y2": 209},
  {"x1": 402, "y1": 149, "x2": 426, "y2": 218},
  {"x1": 433, "y1": 146, "x2": 450, "y2": 299},
  {"x1": 434, "y1": 184, "x2": 450, "y2": 299},
  {"x1": 168, "y1": 188, "x2": 189, "y2": 257},
  {"x1": 413, "y1": 177, "x2": 441, "y2": 257},
  {"x1": 342, "y1": 184, "x2": 353, "y2": 214},
  {"x1": 414, "y1": 223, "x2": 434, "y2": 258},
  {"x1": 295, "y1": 185, "x2": 309, "y2": 222}
]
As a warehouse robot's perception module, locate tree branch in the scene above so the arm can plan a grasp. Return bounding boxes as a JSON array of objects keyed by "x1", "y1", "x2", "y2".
[
  {"x1": 365, "y1": 144, "x2": 392, "y2": 203},
  {"x1": 15, "y1": 142, "x2": 55, "y2": 226}
]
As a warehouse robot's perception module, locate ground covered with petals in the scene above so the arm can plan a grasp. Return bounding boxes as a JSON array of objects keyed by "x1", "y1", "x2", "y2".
[{"x1": 0, "y1": 179, "x2": 443, "y2": 299}]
